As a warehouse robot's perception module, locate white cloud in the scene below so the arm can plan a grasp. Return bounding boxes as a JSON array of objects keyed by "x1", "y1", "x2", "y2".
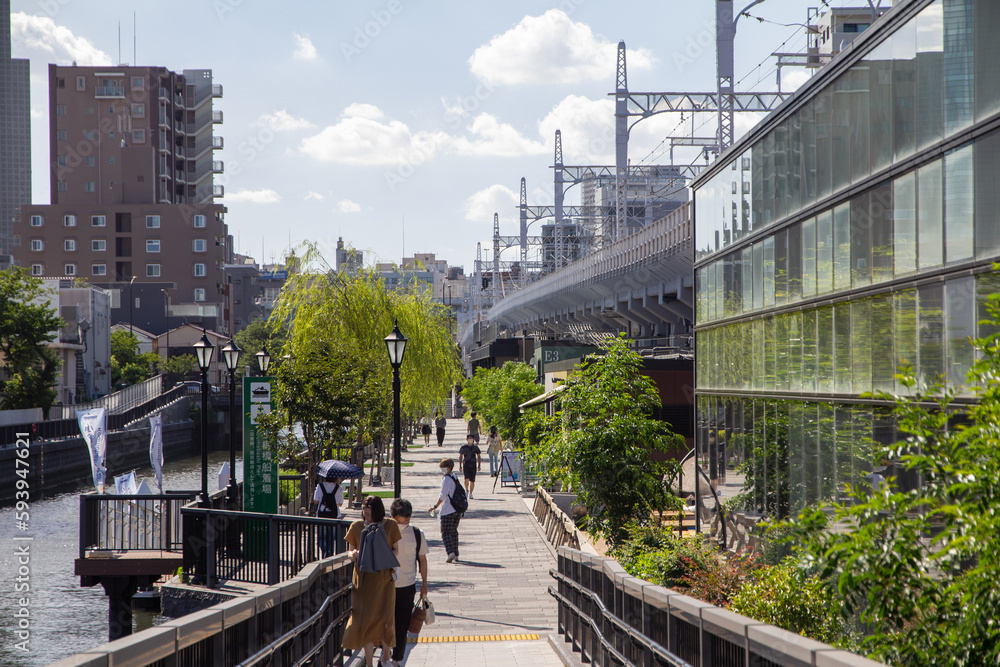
[
  {"x1": 257, "y1": 110, "x2": 315, "y2": 132},
  {"x1": 227, "y1": 188, "x2": 281, "y2": 204},
  {"x1": 468, "y1": 10, "x2": 653, "y2": 85},
  {"x1": 464, "y1": 185, "x2": 518, "y2": 227},
  {"x1": 299, "y1": 104, "x2": 453, "y2": 166},
  {"x1": 452, "y1": 114, "x2": 546, "y2": 158},
  {"x1": 537, "y1": 95, "x2": 615, "y2": 163},
  {"x1": 11, "y1": 13, "x2": 111, "y2": 65},
  {"x1": 304, "y1": 191, "x2": 325, "y2": 201},
  {"x1": 293, "y1": 33, "x2": 318, "y2": 61},
  {"x1": 336, "y1": 200, "x2": 361, "y2": 213}
]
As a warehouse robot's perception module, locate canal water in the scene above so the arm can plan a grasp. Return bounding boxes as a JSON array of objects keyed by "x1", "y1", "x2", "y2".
[{"x1": 0, "y1": 450, "x2": 242, "y2": 667}]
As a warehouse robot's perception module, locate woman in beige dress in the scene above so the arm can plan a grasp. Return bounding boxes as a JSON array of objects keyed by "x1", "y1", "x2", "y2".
[{"x1": 343, "y1": 495, "x2": 402, "y2": 666}]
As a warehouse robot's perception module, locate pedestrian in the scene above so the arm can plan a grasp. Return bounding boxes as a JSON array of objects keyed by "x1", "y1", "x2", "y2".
[
  {"x1": 428, "y1": 458, "x2": 462, "y2": 563},
  {"x1": 467, "y1": 411, "x2": 481, "y2": 443},
  {"x1": 310, "y1": 473, "x2": 344, "y2": 558},
  {"x1": 343, "y1": 496, "x2": 402, "y2": 667},
  {"x1": 458, "y1": 434, "x2": 481, "y2": 499},
  {"x1": 485, "y1": 426, "x2": 503, "y2": 477},
  {"x1": 434, "y1": 411, "x2": 447, "y2": 447},
  {"x1": 421, "y1": 417, "x2": 431, "y2": 445},
  {"x1": 389, "y1": 498, "x2": 428, "y2": 667}
]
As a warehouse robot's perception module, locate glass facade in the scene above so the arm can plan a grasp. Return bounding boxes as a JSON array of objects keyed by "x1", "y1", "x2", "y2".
[{"x1": 694, "y1": 0, "x2": 1000, "y2": 516}]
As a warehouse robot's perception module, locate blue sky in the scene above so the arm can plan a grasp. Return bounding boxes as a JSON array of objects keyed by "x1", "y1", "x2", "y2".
[{"x1": 10, "y1": 0, "x2": 825, "y2": 271}]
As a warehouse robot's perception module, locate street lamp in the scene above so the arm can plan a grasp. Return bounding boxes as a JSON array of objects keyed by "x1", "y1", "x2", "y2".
[
  {"x1": 193, "y1": 329, "x2": 215, "y2": 507},
  {"x1": 256, "y1": 345, "x2": 271, "y2": 376},
  {"x1": 384, "y1": 320, "x2": 408, "y2": 498},
  {"x1": 221, "y1": 338, "x2": 242, "y2": 503}
]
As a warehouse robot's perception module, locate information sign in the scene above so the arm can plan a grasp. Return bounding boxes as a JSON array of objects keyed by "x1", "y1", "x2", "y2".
[{"x1": 243, "y1": 377, "x2": 277, "y2": 513}]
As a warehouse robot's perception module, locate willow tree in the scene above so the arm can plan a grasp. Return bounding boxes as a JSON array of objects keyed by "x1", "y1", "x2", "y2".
[{"x1": 265, "y1": 244, "x2": 461, "y2": 483}]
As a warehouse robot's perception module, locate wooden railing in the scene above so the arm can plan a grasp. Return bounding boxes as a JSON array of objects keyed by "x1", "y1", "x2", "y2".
[{"x1": 532, "y1": 487, "x2": 583, "y2": 551}]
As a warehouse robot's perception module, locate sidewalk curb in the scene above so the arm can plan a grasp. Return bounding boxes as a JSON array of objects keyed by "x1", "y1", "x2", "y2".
[{"x1": 547, "y1": 633, "x2": 587, "y2": 666}]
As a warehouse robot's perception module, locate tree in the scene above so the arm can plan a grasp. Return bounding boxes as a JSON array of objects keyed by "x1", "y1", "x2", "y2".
[
  {"x1": 460, "y1": 362, "x2": 542, "y2": 444},
  {"x1": 109, "y1": 330, "x2": 161, "y2": 386},
  {"x1": 524, "y1": 335, "x2": 686, "y2": 546},
  {"x1": 234, "y1": 317, "x2": 288, "y2": 376},
  {"x1": 778, "y1": 294, "x2": 1000, "y2": 665},
  {"x1": 0, "y1": 268, "x2": 63, "y2": 414}
]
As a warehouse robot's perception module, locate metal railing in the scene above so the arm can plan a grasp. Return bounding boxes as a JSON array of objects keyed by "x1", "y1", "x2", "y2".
[
  {"x1": 181, "y1": 506, "x2": 352, "y2": 587},
  {"x1": 551, "y1": 548, "x2": 886, "y2": 667},
  {"x1": 79, "y1": 491, "x2": 198, "y2": 556},
  {"x1": 278, "y1": 474, "x2": 306, "y2": 515},
  {"x1": 533, "y1": 487, "x2": 583, "y2": 550},
  {"x1": 48, "y1": 375, "x2": 167, "y2": 421},
  {"x1": 54, "y1": 554, "x2": 355, "y2": 667}
]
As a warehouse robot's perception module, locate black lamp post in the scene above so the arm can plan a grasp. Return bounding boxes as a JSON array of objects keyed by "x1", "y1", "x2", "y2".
[
  {"x1": 221, "y1": 338, "x2": 242, "y2": 503},
  {"x1": 193, "y1": 330, "x2": 215, "y2": 507},
  {"x1": 384, "y1": 321, "x2": 408, "y2": 499},
  {"x1": 256, "y1": 344, "x2": 271, "y2": 376}
]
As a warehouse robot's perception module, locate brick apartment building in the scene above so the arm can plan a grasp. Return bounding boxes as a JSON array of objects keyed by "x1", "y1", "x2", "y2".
[{"x1": 14, "y1": 64, "x2": 231, "y2": 335}]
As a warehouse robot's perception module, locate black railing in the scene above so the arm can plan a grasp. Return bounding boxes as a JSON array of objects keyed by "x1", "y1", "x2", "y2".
[
  {"x1": 79, "y1": 490, "x2": 198, "y2": 557},
  {"x1": 551, "y1": 547, "x2": 886, "y2": 667},
  {"x1": 181, "y1": 506, "x2": 352, "y2": 587}
]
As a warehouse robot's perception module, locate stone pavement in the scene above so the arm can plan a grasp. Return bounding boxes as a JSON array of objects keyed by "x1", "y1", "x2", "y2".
[{"x1": 346, "y1": 418, "x2": 567, "y2": 666}]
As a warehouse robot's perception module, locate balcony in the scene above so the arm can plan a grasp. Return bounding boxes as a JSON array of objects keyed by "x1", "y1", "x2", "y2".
[
  {"x1": 158, "y1": 87, "x2": 169, "y2": 100},
  {"x1": 212, "y1": 110, "x2": 223, "y2": 124},
  {"x1": 212, "y1": 84, "x2": 223, "y2": 98},
  {"x1": 174, "y1": 144, "x2": 185, "y2": 158},
  {"x1": 95, "y1": 85, "x2": 125, "y2": 98},
  {"x1": 213, "y1": 185, "x2": 224, "y2": 197},
  {"x1": 175, "y1": 170, "x2": 186, "y2": 182},
  {"x1": 174, "y1": 121, "x2": 186, "y2": 134},
  {"x1": 213, "y1": 161, "x2": 224, "y2": 174},
  {"x1": 212, "y1": 136, "x2": 224, "y2": 149}
]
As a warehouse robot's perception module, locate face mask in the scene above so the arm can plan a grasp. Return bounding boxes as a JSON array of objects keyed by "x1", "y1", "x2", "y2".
[{"x1": 440, "y1": 468, "x2": 449, "y2": 474}]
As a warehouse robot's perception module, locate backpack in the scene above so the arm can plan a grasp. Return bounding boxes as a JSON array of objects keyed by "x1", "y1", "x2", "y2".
[
  {"x1": 448, "y1": 474, "x2": 468, "y2": 513},
  {"x1": 316, "y1": 483, "x2": 340, "y2": 518},
  {"x1": 413, "y1": 526, "x2": 423, "y2": 563}
]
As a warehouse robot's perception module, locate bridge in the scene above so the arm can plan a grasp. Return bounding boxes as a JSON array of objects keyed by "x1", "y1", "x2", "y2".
[{"x1": 52, "y1": 419, "x2": 883, "y2": 667}]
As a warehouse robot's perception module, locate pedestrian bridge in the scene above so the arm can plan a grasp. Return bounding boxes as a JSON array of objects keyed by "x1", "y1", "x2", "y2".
[{"x1": 51, "y1": 419, "x2": 882, "y2": 667}]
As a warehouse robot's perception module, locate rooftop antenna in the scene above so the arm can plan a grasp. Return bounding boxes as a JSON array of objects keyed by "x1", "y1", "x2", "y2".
[
  {"x1": 117, "y1": 21, "x2": 121, "y2": 65},
  {"x1": 133, "y1": 12, "x2": 136, "y2": 65}
]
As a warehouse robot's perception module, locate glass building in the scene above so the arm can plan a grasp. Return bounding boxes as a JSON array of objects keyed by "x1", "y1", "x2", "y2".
[{"x1": 691, "y1": 0, "x2": 1000, "y2": 517}]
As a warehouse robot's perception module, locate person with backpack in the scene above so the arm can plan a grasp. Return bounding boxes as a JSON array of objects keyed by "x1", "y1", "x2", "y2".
[
  {"x1": 343, "y1": 496, "x2": 401, "y2": 667},
  {"x1": 428, "y1": 458, "x2": 466, "y2": 563},
  {"x1": 458, "y1": 434, "x2": 482, "y2": 499},
  {"x1": 388, "y1": 498, "x2": 428, "y2": 667},
  {"x1": 310, "y1": 473, "x2": 344, "y2": 558}
]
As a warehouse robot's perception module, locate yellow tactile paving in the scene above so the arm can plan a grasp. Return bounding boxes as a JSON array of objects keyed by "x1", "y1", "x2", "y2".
[{"x1": 408, "y1": 633, "x2": 540, "y2": 643}]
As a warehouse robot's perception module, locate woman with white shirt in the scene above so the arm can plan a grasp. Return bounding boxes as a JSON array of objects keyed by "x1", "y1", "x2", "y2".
[
  {"x1": 310, "y1": 474, "x2": 344, "y2": 558},
  {"x1": 389, "y1": 498, "x2": 428, "y2": 666},
  {"x1": 428, "y1": 458, "x2": 461, "y2": 562}
]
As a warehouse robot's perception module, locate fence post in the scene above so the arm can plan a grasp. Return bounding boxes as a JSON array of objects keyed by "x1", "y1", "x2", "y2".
[{"x1": 268, "y1": 513, "x2": 280, "y2": 585}]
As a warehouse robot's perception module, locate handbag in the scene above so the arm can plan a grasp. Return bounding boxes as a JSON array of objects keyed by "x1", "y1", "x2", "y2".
[{"x1": 408, "y1": 597, "x2": 434, "y2": 633}]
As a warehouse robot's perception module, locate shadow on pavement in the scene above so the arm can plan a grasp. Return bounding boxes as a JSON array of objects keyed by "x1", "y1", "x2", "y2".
[{"x1": 430, "y1": 611, "x2": 551, "y2": 632}]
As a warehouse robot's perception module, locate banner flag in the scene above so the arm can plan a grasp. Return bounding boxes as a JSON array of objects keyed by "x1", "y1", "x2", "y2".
[
  {"x1": 77, "y1": 407, "x2": 107, "y2": 493},
  {"x1": 149, "y1": 414, "x2": 163, "y2": 493}
]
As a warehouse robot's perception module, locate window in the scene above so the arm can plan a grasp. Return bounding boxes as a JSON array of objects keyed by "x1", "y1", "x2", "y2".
[
  {"x1": 84, "y1": 182, "x2": 95, "y2": 192},
  {"x1": 29, "y1": 215, "x2": 42, "y2": 227},
  {"x1": 132, "y1": 130, "x2": 145, "y2": 143},
  {"x1": 83, "y1": 131, "x2": 95, "y2": 140},
  {"x1": 92, "y1": 239, "x2": 106, "y2": 251},
  {"x1": 75, "y1": 76, "x2": 85, "y2": 91},
  {"x1": 64, "y1": 264, "x2": 76, "y2": 276},
  {"x1": 83, "y1": 156, "x2": 94, "y2": 167},
  {"x1": 146, "y1": 239, "x2": 161, "y2": 253},
  {"x1": 56, "y1": 104, "x2": 66, "y2": 116},
  {"x1": 83, "y1": 106, "x2": 94, "y2": 115},
  {"x1": 57, "y1": 78, "x2": 65, "y2": 89},
  {"x1": 146, "y1": 264, "x2": 161, "y2": 278},
  {"x1": 64, "y1": 239, "x2": 76, "y2": 252},
  {"x1": 91, "y1": 215, "x2": 106, "y2": 227},
  {"x1": 193, "y1": 239, "x2": 207, "y2": 253},
  {"x1": 57, "y1": 181, "x2": 67, "y2": 192},
  {"x1": 193, "y1": 288, "x2": 206, "y2": 302},
  {"x1": 30, "y1": 240, "x2": 43, "y2": 252},
  {"x1": 92, "y1": 264, "x2": 106, "y2": 276},
  {"x1": 193, "y1": 214, "x2": 206, "y2": 228},
  {"x1": 56, "y1": 130, "x2": 66, "y2": 141},
  {"x1": 64, "y1": 214, "x2": 76, "y2": 227},
  {"x1": 131, "y1": 76, "x2": 144, "y2": 90},
  {"x1": 31, "y1": 264, "x2": 43, "y2": 276},
  {"x1": 194, "y1": 263, "x2": 206, "y2": 277},
  {"x1": 57, "y1": 156, "x2": 67, "y2": 166},
  {"x1": 109, "y1": 132, "x2": 114, "y2": 140},
  {"x1": 132, "y1": 103, "x2": 144, "y2": 117},
  {"x1": 842, "y1": 22, "x2": 870, "y2": 33},
  {"x1": 146, "y1": 215, "x2": 160, "y2": 228},
  {"x1": 109, "y1": 156, "x2": 115, "y2": 165}
]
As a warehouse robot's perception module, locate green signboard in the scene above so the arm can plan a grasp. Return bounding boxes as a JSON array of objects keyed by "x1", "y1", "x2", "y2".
[{"x1": 243, "y1": 377, "x2": 277, "y2": 513}]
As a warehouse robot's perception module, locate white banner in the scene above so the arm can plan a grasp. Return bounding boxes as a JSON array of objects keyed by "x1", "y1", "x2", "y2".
[
  {"x1": 77, "y1": 407, "x2": 107, "y2": 493},
  {"x1": 149, "y1": 414, "x2": 163, "y2": 493},
  {"x1": 114, "y1": 470, "x2": 138, "y2": 495}
]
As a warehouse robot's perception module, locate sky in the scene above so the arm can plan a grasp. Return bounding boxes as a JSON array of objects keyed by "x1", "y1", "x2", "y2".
[{"x1": 9, "y1": 0, "x2": 825, "y2": 272}]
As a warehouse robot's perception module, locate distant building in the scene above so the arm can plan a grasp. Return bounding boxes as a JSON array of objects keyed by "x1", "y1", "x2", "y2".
[
  {"x1": 335, "y1": 237, "x2": 364, "y2": 274},
  {"x1": 14, "y1": 63, "x2": 229, "y2": 335},
  {"x1": 0, "y1": 0, "x2": 30, "y2": 267},
  {"x1": 39, "y1": 279, "x2": 112, "y2": 403},
  {"x1": 225, "y1": 260, "x2": 265, "y2": 332}
]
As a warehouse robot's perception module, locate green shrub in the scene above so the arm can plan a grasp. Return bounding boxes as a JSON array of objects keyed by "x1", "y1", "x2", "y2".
[
  {"x1": 279, "y1": 468, "x2": 301, "y2": 506},
  {"x1": 730, "y1": 562, "x2": 846, "y2": 645},
  {"x1": 681, "y1": 552, "x2": 759, "y2": 608},
  {"x1": 611, "y1": 523, "x2": 719, "y2": 590}
]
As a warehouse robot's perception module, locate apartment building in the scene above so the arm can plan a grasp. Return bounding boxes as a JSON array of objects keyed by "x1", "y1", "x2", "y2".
[{"x1": 0, "y1": 0, "x2": 30, "y2": 267}]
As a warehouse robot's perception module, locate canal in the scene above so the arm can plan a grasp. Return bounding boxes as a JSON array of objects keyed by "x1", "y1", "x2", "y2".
[{"x1": 0, "y1": 450, "x2": 243, "y2": 667}]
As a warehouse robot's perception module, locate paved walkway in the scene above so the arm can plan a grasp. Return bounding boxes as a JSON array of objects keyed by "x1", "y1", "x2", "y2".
[{"x1": 346, "y1": 418, "x2": 566, "y2": 666}]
